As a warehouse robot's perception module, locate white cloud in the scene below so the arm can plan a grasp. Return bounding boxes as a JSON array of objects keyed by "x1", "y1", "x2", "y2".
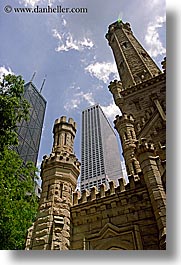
[
  {"x1": 52, "y1": 28, "x2": 62, "y2": 40},
  {"x1": 145, "y1": 15, "x2": 166, "y2": 57},
  {"x1": 64, "y1": 91, "x2": 96, "y2": 111},
  {"x1": 65, "y1": 97, "x2": 81, "y2": 110},
  {"x1": 101, "y1": 101, "x2": 121, "y2": 122},
  {"x1": 19, "y1": 0, "x2": 57, "y2": 7},
  {"x1": 52, "y1": 29, "x2": 94, "y2": 52},
  {"x1": 82, "y1": 92, "x2": 95, "y2": 106},
  {"x1": 0, "y1": 66, "x2": 14, "y2": 81},
  {"x1": 64, "y1": 88, "x2": 121, "y2": 125},
  {"x1": 62, "y1": 18, "x2": 67, "y2": 27},
  {"x1": 147, "y1": 0, "x2": 165, "y2": 8},
  {"x1": 121, "y1": 160, "x2": 128, "y2": 182},
  {"x1": 85, "y1": 62, "x2": 119, "y2": 84},
  {"x1": 19, "y1": 0, "x2": 43, "y2": 6}
]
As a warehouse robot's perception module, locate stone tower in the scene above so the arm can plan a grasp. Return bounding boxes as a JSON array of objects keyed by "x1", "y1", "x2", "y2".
[
  {"x1": 26, "y1": 116, "x2": 80, "y2": 250},
  {"x1": 105, "y1": 20, "x2": 162, "y2": 89},
  {"x1": 106, "y1": 21, "x2": 166, "y2": 248},
  {"x1": 106, "y1": 21, "x2": 166, "y2": 181}
]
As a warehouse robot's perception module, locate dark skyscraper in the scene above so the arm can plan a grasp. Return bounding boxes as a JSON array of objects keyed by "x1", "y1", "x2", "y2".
[
  {"x1": 14, "y1": 81, "x2": 46, "y2": 165},
  {"x1": 80, "y1": 104, "x2": 123, "y2": 192}
]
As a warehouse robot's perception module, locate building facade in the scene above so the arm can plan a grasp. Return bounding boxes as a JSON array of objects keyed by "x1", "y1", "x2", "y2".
[
  {"x1": 26, "y1": 20, "x2": 166, "y2": 250},
  {"x1": 14, "y1": 81, "x2": 46, "y2": 165},
  {"x1": 80, "y1": 104, "x2": 123, "y2": 192}
]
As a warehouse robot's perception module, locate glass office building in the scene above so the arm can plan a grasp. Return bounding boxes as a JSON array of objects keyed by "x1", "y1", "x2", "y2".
[
  {"x1": 13, "y1": 81, "x2": 46, "y2": 166},
  {"x1": 80, "y1": 104, "x2": 123, "y2": 192}
]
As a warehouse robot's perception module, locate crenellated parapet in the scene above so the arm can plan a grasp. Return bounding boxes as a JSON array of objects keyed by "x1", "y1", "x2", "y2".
[
  {"x1": 54, "y1": 116, "x2": 77, "y2": 128},
  {"x1": 41, "y1": 151, "x2": 81, "y2": 174},
  {"x1": 136, "y1": 138, "x2": 156, "y2": 156},
  {"x1": 114, "y1": 113, "x2": 135, "y2": 125},
  {"x1": 71, "y1": 171, "x2": 161, "y2": 250},
  {"x1": 114, "y1": 114, "x2": 136, "y2": 147},
  {"x1": 161, "y1": 57, "x2": 166, "y2": 73},
  {"x1": 72, "y1": 177, "x2": 144, "y2": 206},
  {"x1": 105, "y1": 20, "x2": 133, "y2": 45},
  {"x1": 108, "y1": 80, "x2": 124, "y2": 107}
]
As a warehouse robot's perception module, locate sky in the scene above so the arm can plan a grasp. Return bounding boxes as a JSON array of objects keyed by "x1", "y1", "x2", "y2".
[{"x1": 0, "y1": 0, "x2": 166, "y2": 180}]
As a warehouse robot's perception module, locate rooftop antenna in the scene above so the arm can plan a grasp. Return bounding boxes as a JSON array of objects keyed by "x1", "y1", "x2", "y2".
[
  {"x1": 40, "y1": 75, "x2": 47, "y2": 93},
  {"x1": 30, "y1": 72, "x2": 36, "y2": 83}
]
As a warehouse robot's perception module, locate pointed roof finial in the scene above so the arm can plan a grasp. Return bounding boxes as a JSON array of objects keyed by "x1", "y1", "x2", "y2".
[
  {"x1": 40, "y1": 75, "x2": 47, "y2": 93},
  {"x1": 30, "y1": 72, "x2": 36, "y2": 83}
]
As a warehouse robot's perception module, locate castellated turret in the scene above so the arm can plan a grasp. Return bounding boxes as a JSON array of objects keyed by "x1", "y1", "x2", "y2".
[
  {"x1": 26, "y1": 116, "x2": 80, "y2": 250},
  {"x1": 114, "y1": 113, "x2": 141, "y2": 178},
  {"x1": 52, "y1": 116, "x2": 77, "y2": 154}
]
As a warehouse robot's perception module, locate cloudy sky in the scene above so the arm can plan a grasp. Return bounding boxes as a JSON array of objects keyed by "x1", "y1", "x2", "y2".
[{"x1": 0, "y1": 0, "x2": 166, "y2": 178}]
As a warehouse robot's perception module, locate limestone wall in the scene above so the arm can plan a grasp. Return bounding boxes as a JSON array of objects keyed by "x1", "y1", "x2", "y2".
[{"x1": 71, "y1": 176, "x2": 159, "y2": 250}]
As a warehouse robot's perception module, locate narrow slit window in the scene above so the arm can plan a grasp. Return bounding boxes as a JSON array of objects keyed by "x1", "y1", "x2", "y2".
[
  {"x1": 130, "y1": 130, "x2": 134, "y2": 139},
  {"x1": 47, "y1": 184, "x2": 51, "y2": 199},
  {"x1": 57, "y1": 135, "x2": 59, "y2": 146},
  {"x1": 132, "y1": 161, "x2": 137, "y2": 175},
  {"x1": 60, "y1": 183, "x2": 63, "y2": 198},
  {"x1": 124, "y1": 132, "x2": 128, "y2": 140}
]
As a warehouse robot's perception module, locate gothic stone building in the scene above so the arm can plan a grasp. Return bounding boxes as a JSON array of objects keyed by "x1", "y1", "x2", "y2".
[{"x1": 26, "y1": 21, "x2": 166, "y2": 250}]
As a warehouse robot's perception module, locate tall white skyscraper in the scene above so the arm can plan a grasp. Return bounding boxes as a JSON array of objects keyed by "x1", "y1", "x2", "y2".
[{"x1": 80, "y1": 104, "x2": 123, "y2": 192}]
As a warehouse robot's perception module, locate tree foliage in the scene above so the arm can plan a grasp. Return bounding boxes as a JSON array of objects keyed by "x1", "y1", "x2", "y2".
[
  {"x1": 0, "y1": 74, "x2": 38, "y2": 249},
  {"x1": 0, "y1": 74, "x2": 30, "y2": 151},
  {"x1": 0, "y1": 149, "x2": 38, "y2": 249}
]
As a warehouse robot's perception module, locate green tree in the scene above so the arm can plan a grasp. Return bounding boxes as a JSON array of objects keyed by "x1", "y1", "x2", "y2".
[
  {"x1": 0, "y1": 149, "x2": 38, "y2": 249},
  {"x1": 0, "y1": 74, "x2": 29, "y2": 151},
  {"x1": 0, "y1": 74, "x2": 38, "y2": 249}
]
